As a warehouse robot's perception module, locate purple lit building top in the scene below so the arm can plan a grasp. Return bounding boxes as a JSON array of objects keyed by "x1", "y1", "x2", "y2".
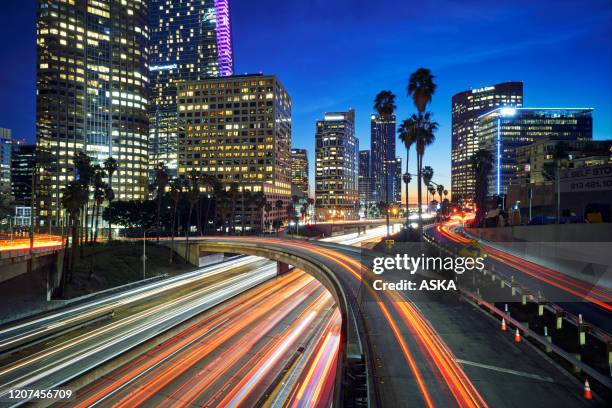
[{"x1": 215, "y1": 0, "x2": 234, "y2": 77}]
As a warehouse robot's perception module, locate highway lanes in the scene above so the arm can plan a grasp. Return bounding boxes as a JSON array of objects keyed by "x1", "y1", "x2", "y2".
[{"x1": 55, "y1": 271, "x2": 339, "y2": 408}]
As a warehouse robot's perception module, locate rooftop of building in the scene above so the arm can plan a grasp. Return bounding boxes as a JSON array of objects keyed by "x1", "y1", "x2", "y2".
[{"x1": 477, "y1": 106, "x2": 594, "y2": 120}]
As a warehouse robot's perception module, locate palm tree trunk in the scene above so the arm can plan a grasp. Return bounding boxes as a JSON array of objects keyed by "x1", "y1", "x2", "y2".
[
  {"x1": 70, "y1": 213, "x2": 79, "y2": 283},
  {"x1": 405, "y1": 148, "x2": 410, "y2": 220},
  {"x1": 156, "y1": 197, "x2": 162, "y2": 242},
  {"x1": 169, "y1": 205, "x2": 177, "y2": 263},
  {"x1": 94, "y1": 203, "x2": 101, "y2": 243},
  {"x1": 385, "y1": 163, "x2": 390, "y2": 237},
  {"x1": 417, "y1": 154, "x2": 423, "y2": 221}
]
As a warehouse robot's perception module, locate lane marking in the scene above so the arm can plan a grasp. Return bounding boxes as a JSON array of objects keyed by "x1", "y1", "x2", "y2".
[{"x1": 456, "y1": 359, "x2": 555, "y2": 382}]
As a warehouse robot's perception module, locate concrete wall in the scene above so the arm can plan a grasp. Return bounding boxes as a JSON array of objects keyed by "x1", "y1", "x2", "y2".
[{"x1": 466, "y1": 224, "x2": 612, "y2": 289}]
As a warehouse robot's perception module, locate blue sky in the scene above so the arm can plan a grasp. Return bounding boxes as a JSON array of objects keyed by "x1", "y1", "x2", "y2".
[{"x1": 1, "y1": 0, "x2": 611, "y2": 200}]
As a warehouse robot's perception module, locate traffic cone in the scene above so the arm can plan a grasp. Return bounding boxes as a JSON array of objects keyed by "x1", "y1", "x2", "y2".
[
  {"x1": 501, "y1": 318, "x2": 507, "y2": 332},
  {"x1": 514, "y1": 328, "x2": 521, "y2": 343},
  {"x1": 583, "y1": 379, "x2": 592, "y2": 400}
]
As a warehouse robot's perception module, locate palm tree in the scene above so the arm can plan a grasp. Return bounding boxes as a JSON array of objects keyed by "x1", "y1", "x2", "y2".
[
  {"x1": 407, "y1": 68, "x2": 437, "y2": 114},
  {"x1": 553, "y1": 142, "x2": 570, "y2": 223},
  {"x1": 437, "y1": 184, "x2": 444, "y2": 205},
  {"x1": 61, "y1": 180, "x2": 88, "y2": 290},
  {"x1": 153, "y1": 163, "x2": 169, "y2": 241},
  {"x1": 471, "y1": 149, "x2": 494, "y2": 225},
  {"x1": 422, "y1": 166, "x2": 434, "y2": 211},
  {"x1": 398, "y1": 116, "x2": 418, "y2": 217},
  {"x1": 251, "y1": 191, "x2": 266, "y2": 234},
  {"x1": 407, "y1": 68, "x2": 437, "y2": 224},
  {"x1": 264, "y1": 201, "x2": 272, "y2": 233},
  {"x1": 275, "y1": 199, "x2": 283, "y2": 235},
  {"x1": 374, "y1": 90, "x2": 397, "y2": 236},
  {"x1": 241, "y1": 189, "x2": 252, "y2": 235},
  {"x1": 73, "y1": 151, "x2": 94, "y2": 246},
  {"x1": 92, "y1": 174, "x2": 108, "y2": 244},
  {"x1": 415, "y1": 113, "x2": 438, "y2": 219},
  {"x1": 103, "y1": 157, "x2": 118, "y2": 240},
  {"x1": 227, "y1": 183, "x2": 239, "y2": 234}
]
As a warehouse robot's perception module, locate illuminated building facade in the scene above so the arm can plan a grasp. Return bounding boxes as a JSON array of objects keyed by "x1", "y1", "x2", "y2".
[
  {"x1": 370, "y1": 113, "x2": 397, "y2": 205},
  {"x1": 148, "y1": 0, "x2": 233, "y2": 180},
  {"x1": 391, "y1": 156, "x2": 402, "y2": 204},
  {"x1": 358, "y1": 150, "x2": 372, "y2": 206},
  {"x1": 177, "y1": 74, "x2": 291, "y2": 229},
  {"x1": 315, "y1": 110, "x2": 359, "y2": 220},
  {"x1": 291, "y1": 148, "x2": 309, "y2": 197},
  {"x1": 11, "y1": 143, "x2": 36, "y2": 205},
  {"x1": 477, "y1": 108, "x2": 593, "y2": 196},
  {"x1": 451, "y1": 82, "x2": 523, "y2": 204},
  {"x1": 36, "y1": 0, "x2": 149, "y2": 228},
  {"x1": 0, "y1": 128, "x2": 12, "y2": 190}
]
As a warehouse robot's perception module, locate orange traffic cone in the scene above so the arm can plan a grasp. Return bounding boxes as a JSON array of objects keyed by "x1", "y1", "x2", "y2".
[
  {"x1": 514, "y1": 328, "x2": 521, "y2": 343},
  {"x1": 501, "y1": 318, "x2": 507, "y2": 332},
  {"x1": 583, "y1": 379, "x2": 592, "y2": 400}
]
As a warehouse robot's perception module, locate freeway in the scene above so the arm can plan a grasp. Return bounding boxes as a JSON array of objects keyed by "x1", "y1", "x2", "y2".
[
  {"x1": 0, "y1": 259, "x2": 277, "y2": 404},
  {"x1": 55, "y1": 270, "x2": 340, "y2": 408},
  {"x1": 183, "y1": 235, "x2": 592, "y2": 407},
  {"x1": 0, "y1": 256, "x2": 269, "y2": 354},
  {"x1": 427, "y1": 220, "x2": 612, "y2": 332},
  {"x1": 0, "y1": 226, "x2": 600, "y2": 407}
]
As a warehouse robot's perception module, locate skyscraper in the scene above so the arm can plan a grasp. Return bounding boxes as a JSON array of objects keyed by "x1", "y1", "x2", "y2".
[
  {"x1": 358, "y1": 150, "x2": 372, "y2": 206},
  {"x1": 177, "y1": 74, "x2": 291, "y2": 230},
  {"x1": 0, "y1": 128, "x2": 11, "y2": 190},
  {"x1": 391, "y1": 157, "x2": 402, "y2": 204},
  {"x1": 370, "y1": 113, "x2": 397, "y2": 206},
  {"x1": 291, "y1": 149, "x2": 309, "y2": 197},
  {"x1": 451, "y1": 82, "x2": 523, "y2": 204},
  {"x1": 148, "y1": 0, "x2": 234, "y2": 179},
  {"x1": 11, "y1": 143, "x2": 36, "y2": 205},
  {"x1": 315, "y1": 110, "x2": 359, "y2": 220},
  {"x1": 477, "y1": 107, "x2": 593, "y2": 196},
  {"x1": 36, "y1": 0, "x2": 149, "y2": 228}
]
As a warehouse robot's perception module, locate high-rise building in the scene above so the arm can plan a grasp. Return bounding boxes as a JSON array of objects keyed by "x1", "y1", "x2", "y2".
[
  {"x1": 11, "y1": 143, "x2": 36, "y2": 205},
  {"x1": 315, "y1": 110, "x2": 359, "y2": 220},
  {"x1": 477, "y1": 107, "x2": 593, "y2": 196},
  {"x1": 148, "y1": 0, "x2": 234, "y2": 180},
  {"x1": 391, "y1": 157, "x2": 402, "y2": 204},
  {"x1": 0, "y1": 128, "x2": 11, "y2": 190},
  {"x1": 177, "y1": 74, "x2": 291, "y2": 229},
  {"x1": 358, "y1": 150, "x2": 372, "y2": 206},
  {"x1": 36, "y1": 0, "x2": 149, "y2": 228},
  {"x1": 291, "y1": 149, "x2": 309, "y2": 197},
  {"x1": 370, "y1": 113, "x2": 397, "y2": 205},
  {"x1": 451, "y1": 82, "x2": 523, "y2": 204}
]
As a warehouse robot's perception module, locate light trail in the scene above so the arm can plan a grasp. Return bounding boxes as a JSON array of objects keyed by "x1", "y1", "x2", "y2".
[{"x1": 433, "y1": 221, "x2": 612, "y2": 311}]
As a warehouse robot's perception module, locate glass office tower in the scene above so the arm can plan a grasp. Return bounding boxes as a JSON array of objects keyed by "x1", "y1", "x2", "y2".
[
  {"x1": 148, "y1": 0, "x2": 234, "y2": 180},
  {"x1": 451, "y1": 82, "x2": 523, "y2": 204},
  {"x1": 477, "y1": 107, "x2": 593, "y2": 196},
  {"x1": 36, "y1": 0, "x2": 149, "y2": 228}
]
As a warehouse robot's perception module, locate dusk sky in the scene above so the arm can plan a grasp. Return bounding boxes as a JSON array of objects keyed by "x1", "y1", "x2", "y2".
[{"x1": 1, "y1": 0, "x2": 611, "y2": 200}]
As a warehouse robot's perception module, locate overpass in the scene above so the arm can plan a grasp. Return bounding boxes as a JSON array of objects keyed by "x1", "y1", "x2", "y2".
[{"x1": 170, "y1": 236, "x2": 488, "y2": 407}]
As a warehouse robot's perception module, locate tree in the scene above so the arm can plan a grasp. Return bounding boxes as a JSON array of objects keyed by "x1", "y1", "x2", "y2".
[
  {"x1": 73, "y1": 151, "x2": 94, "y2": 246},
  {"x1": 274, "y1": 199, "x2": 284, "y2": 234},
  {"x1": 251, "y1": 191, "x2": 266, "y2": 234},
  {"x1": 407, "y1": 68, "x2": 437, "y2": 114},
  {"x1": 103, "y1": 157, "x2": 118, "y2": 240},
  {"x1": 185, "y1": 171, "x2": 200, "y2": 261},
  {"x1": 437, "y1": 184, "x2": 445, "y2": 206},
  {"x1": 422, "y1": 166, "x2": 434, "y2": 212},
  {"x1": 414, "y1": 113, "x2": 438, "y2": 220},
  {"x1": 407, "y1": 68, "x2": 437, "y2": 225},
  {"x1": 60, "y1": 180, "x2": 88, "y2": 290},
  {"x1": 398, "y1": 116, "x2": 418, "y2": 217},
  {"x1": 0, "y1": 186, "x2": 14, "y2": 225},
  {"x1": 374, "y1": 90, "x2": 397, "y2": 237},
  {"x1": 471, "y1": 149, "x2": 494, "y2": 225},
  {"x1": 544, "y1": 142, "x2": 570, "y2": 223},
  {"x1": 153, "y1": 163, "x2": 169, "y2": 241},
  {"x1": 264, "y1": 201, "x2": 272, "y2": 233},
  {"x1": 241, "y1": 189, "x2": 252, "y2": 235}
]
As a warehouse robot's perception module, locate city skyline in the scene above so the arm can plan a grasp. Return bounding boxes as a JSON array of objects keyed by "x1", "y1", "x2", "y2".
[{"x1": 0, "y1": 1, "x2": 611, "y2": 201}]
